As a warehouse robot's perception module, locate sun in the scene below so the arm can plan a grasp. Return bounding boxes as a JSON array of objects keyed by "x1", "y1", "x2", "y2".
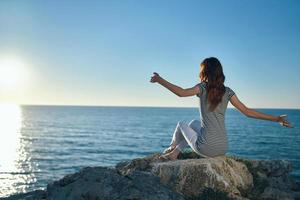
[{"x1": 0, "y1": 57, "x2": 27, "y2": 90}]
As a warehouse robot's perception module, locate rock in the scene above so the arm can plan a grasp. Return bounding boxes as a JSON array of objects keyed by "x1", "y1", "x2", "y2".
[
  {"x1": 4, "y1": 166, "x2": 183, "y2": 200},
  {"x1": 48, "y1": 166, "x2": 184, "y2": 200},
  {"x1": 256, "y1": 160, "x2": 292, "y2": 177},
  {"x1": 117, "y1": 152, "x2": 300, "y2": 200},
  {"x1": 231, "y1": 156, "x2": 300, "y2": 200},
  {"x1": 116, "y1": 153, "x2": 162, "y2": 175},
  {"x1": 117, "y1": 153, "x2": 253, "y2": 199},
  {"x1": 152, "y1": 157, "x2": 253, "y2": 199},
  {"x1": 260, "y1": 187, "x2": 293, "y2": 200},
  {"x1": 4, "y1": 151, "x2": 300, "y2": 200}
]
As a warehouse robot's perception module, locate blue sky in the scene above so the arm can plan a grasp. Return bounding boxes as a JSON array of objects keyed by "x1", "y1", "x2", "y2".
[{"x1": 0, "y1": 0, "x2": 299, "y2": 108}]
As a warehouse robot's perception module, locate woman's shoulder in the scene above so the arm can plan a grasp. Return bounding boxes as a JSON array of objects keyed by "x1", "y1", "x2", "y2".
[
  {"x1": 198, "y1": 81, "x2": 208, "y2": 88},
  {"x1": 224, "y1": 85, "x2": 235, "y2": 99},
  {"x1": 224, "y1": 85, "x2": 234, "y2": 91},
  {"x1": 195, "y1": 81, "x2": 207, "y2": 97},
  {"x1": 197, "y1": 82, "x2": 234, "y2": 92}
]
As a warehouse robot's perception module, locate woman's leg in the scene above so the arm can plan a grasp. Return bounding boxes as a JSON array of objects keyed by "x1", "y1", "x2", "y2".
[
  {"x1": 169, "y1": 121, "x2": 186, "y2": 147},
  {"x1": 174, "y1": 120, "x2": 201, "y2": 153},
  {"x1": 161, "y1": 120, "x2": 202, "y2": 159},
  {"x1": 188, "y1": 119, "x2": 202, "y2": 133},
  {"x1": 163, "y1": 121, "x2": 186, "y2": 153}
]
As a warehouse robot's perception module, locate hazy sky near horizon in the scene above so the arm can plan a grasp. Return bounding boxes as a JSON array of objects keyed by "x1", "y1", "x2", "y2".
[{"x1": 0, "y1": 0, "x2": 299, "y2": 108}]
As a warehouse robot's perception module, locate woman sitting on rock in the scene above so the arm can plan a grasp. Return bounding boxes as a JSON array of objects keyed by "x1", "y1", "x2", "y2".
[{"x1": 150, "y1": 57, "x2": 293, "y2": 160}]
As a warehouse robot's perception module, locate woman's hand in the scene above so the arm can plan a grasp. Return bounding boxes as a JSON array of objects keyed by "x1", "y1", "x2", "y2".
[
  {"x1": 149, "y1": 72, "x2": 199, "y2": 97},
  {"x1": 277, "y1": 114, "x2": 293, "y2": 128},
  {"x1": 150, "y1": 72, "x2": 162, "y2": 83}
]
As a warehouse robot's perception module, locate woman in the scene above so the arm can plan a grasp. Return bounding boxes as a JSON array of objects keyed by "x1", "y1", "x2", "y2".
[{"x1": 150, "y1": 57, "x2": 293, "y2": 160}]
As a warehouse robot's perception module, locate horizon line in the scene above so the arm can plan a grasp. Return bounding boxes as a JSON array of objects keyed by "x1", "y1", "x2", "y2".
[{"x1": 12, "y1": 104, "x2": 300, "y2": 110}]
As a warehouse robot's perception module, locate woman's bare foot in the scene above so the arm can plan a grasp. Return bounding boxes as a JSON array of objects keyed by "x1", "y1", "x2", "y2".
[
  {"x1": 159, "y1": 148, "x2": 180, "y2": 161},
  {"x1": 163, "y1": 145, "x2": 176, "y2": 154}
]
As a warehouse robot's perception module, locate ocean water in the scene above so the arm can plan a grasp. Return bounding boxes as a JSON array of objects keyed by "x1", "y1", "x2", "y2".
[{"x1": 0, "y1": 105, "x2": 299, "y2": 197}]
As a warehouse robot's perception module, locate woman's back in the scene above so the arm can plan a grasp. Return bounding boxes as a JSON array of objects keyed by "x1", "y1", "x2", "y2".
[{"x1": 196, "y1": 81, "x2": 235, "y2": 156}]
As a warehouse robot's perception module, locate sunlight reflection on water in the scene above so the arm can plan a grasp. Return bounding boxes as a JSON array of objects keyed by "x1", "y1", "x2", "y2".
[{"x1": 0, "y1": 104, "x2": 37, "y2": 197}]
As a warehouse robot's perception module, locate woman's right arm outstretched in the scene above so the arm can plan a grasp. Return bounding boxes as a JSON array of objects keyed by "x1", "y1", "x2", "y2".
[
  {"x1": 150, "y1": 72, "x2": 200, "y2": 97},
  {"x1": 230, "y1": 94, "x2": 293, "y2": 128}
]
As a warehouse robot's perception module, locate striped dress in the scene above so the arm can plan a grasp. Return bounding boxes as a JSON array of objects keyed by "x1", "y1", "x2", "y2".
[{"x1": 195, "y1": 81, "x2": 235, "y2": 157}]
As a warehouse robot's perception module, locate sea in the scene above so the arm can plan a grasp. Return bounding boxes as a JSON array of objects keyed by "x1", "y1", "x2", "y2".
[{"x1": 0, "y1": 105, "x2": 299, "y2": 197}]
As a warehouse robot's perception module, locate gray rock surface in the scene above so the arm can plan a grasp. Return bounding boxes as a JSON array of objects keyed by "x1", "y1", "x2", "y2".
[
  {"x1": 117, "y1": 152, "x2": 300, "y2": 200},
  {"x1": 46, "y1": 166, "x2": 183, "y2": 200},
  {"x1": 151, "y1": 157, "x2": 252, "y2": 199},
  {"x1": 232, "y1": 156, "x2": 300, "y2": 200},
  {"x1": 117, "y1": 153, "x2": 253, "y2": 199},
  {"x1": 4, "y1": 151, "x2": 300, "y2": 200},
  {"x1": 4, "y1": 166, "x2": 183, "y2": 200}
]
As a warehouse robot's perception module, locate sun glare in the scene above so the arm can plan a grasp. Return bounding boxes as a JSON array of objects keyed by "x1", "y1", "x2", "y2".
[
  {"x1": 0, "y1": 104, "x2": 35, "y2": 196},
  {"x1": 0, "y1": 57, "x2": 28, "y2": 90},
  {"x1": 0, "y1": 104, "x2": 22, "y2": 171}
]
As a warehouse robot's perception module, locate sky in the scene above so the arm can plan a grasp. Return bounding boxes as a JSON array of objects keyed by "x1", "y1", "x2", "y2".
[{"x1": 0, "y1": 0, "x2": 299, "y2": 108}]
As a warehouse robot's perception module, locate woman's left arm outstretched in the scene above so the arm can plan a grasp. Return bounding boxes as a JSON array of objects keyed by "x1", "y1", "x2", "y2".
[
  {"x1": 230, "y1": 93, "x2": 294, "y2": 128},
  {"x1": 150, "y1": 72, "x2": 200, "y2": 97}
]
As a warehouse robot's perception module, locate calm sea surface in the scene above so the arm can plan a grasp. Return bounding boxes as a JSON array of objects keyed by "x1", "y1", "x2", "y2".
[{"x1": 0, "y1": 105, "x2": 299, "y2": 197}]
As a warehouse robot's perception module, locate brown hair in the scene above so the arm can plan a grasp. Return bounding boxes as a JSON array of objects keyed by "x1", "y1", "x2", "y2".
[{"x1": 200, "y1": 57, "x2": 226, "y2": 111}]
